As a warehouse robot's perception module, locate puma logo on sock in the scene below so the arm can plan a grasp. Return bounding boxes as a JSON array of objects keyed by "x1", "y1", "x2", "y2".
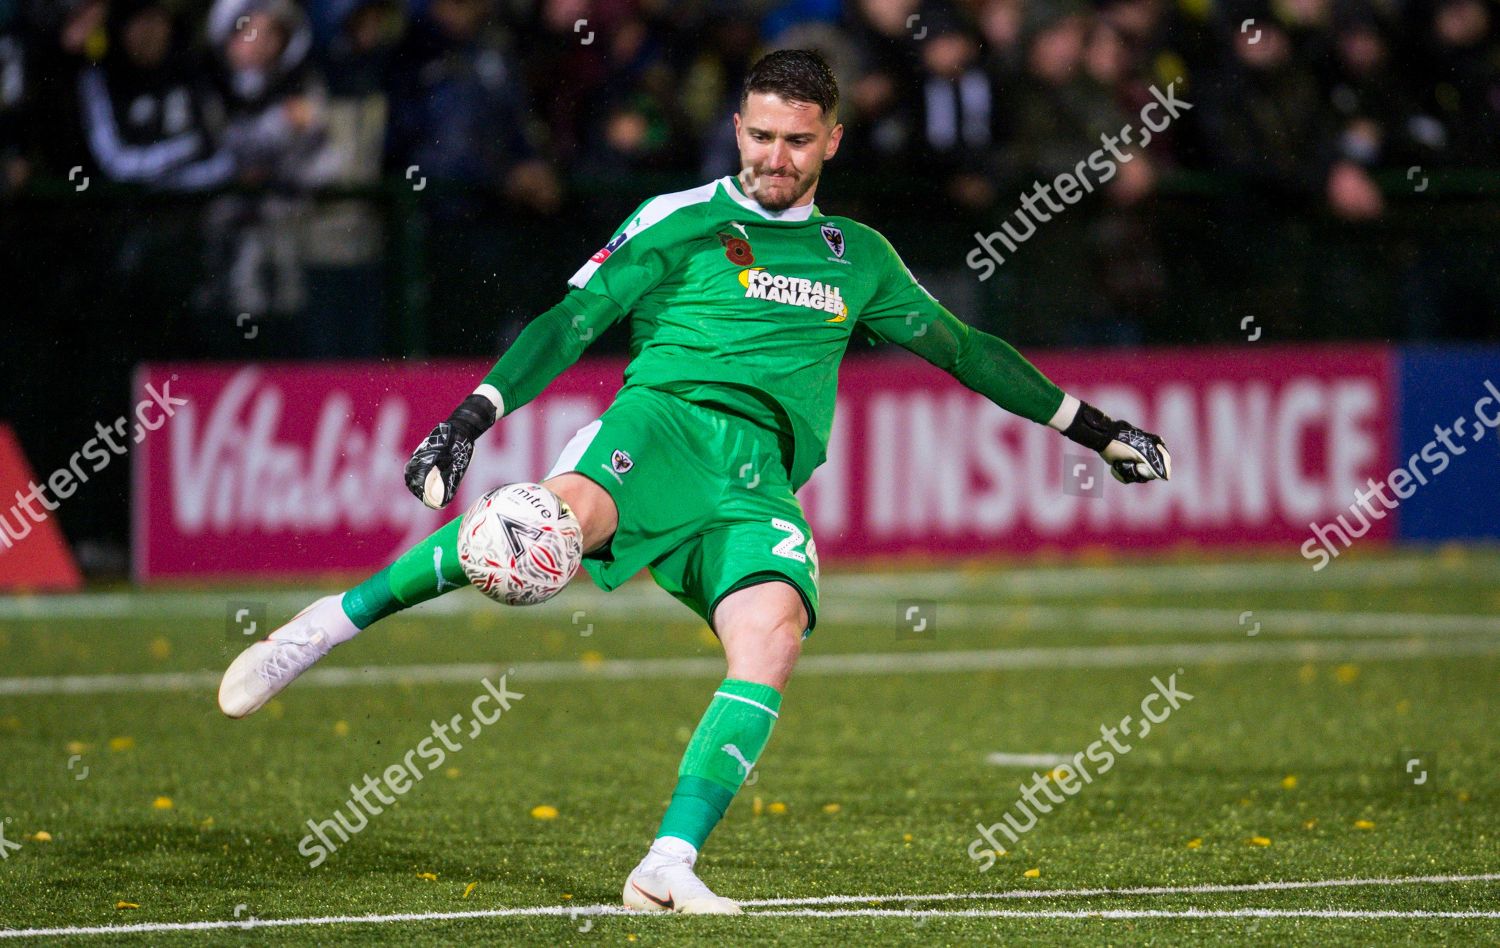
[{"x1": 721, "y1": 743, "x2": 755, "y2": 778}]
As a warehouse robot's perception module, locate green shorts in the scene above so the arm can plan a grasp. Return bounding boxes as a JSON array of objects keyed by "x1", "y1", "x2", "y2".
[{"x1": 545, "y1": 386, "x2": 820, "y2": 631}]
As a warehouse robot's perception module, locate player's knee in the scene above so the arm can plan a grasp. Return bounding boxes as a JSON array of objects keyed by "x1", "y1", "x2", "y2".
[
  {"x1": 543, "y1": 473, "x2": 618, "y2": 553},
  {"x1": 716, "y1": 582, "x2": 807, "y2": 688},
  {"x1": 457, "y1": 483, "x2": 584, "y2": 606}
]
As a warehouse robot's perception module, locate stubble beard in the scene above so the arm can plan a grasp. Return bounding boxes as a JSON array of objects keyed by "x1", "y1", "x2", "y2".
[{"x1": 741, "y1": 164, "x2": 821, "y2": 212}]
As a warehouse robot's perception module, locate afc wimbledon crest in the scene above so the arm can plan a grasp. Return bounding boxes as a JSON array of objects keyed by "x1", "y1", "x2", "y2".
[{"x1": 821, "y1": 224, "x2": 845, "y2": 258}]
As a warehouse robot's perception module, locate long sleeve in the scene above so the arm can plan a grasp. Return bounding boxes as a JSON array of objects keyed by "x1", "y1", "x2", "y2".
[
  {"x1": 480, "y1": 287, "x2": 624, "y2": 413},
  {"x1": 855, "y1": 231, "x2": 1064, "y2": 425}
]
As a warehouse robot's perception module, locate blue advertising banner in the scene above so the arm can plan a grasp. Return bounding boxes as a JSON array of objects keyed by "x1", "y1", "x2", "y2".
[{"x1": 1395, "y1": 346, "x2": 1500, "y2": 541}]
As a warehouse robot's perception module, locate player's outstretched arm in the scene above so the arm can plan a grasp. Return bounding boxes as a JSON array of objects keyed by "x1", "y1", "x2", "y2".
[
  {"x1": 404, "y1": 288, "x2": 624, "y2": 508},
  {"x1": 874, "y1": 304, "x2": 1171, "y2": 484}
]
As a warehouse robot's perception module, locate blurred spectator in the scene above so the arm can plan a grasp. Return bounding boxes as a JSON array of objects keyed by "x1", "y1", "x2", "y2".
[
  {"x1": 841, "y1": 0, "x2": 925, "y2": 170},
  {"x1": 386, "y1": 0, "x2": 557, "y2": 215},
  {"x1": 199, "y1": 0, "x2": 326, "y2": 326},
  {"x1": 524, "y1": 0, "x2": 659, "y2": 169},
  {"x1": 1407, "y1": 0, "x2": 1500, "y2": 166},
  {"x1": 1200, "y1": 6, "x2": 1382, "y2": 219},
  {"x1": 386, "y1": 0, "x2": 559, "y2": 351},
  {"x1": 209, "y1": 0, "x2": 325, "y2": 185},
  {"x1": 991, "y1": 0, "x2": 1161, "y2": 344},
  {"x1": 0, "y1": 1, "x2": 28, "y2": 192},
  {"x1": 1327, "y1": 4, "x2": 1431, "y2": 172},
  {"x1": 75, "y1": 0, "x2": 231, "y2": 189},
  {"x1": 22, "y1": 0, "x2": 107, "y2": 181},
  {"x1": 912, "y1": 8, "x2": 1000, "y2": 209},
  {"x1": 299, "y1": 0, "x2": 403, "y2": 356},
  {"x1": 978, "y1": 0, "x2": 1027, "y2": 77}
]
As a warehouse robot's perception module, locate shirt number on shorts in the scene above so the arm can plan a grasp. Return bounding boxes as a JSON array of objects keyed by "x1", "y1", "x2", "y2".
[{"x1": 770, "y1": 518, "x2": 808, "y2": 563}]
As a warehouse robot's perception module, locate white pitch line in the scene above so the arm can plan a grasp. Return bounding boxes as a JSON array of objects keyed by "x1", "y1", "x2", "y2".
[
  {"x1": 985, "y1": 752, "x2": 1072, "y2": 768},
  {"x1": 1, "y1": 635, "x2": 1498, "y2": 698},
  {"x1": 737, "y1": 871, "x2": 1500, "y2": 907},
  {"x1": 3, "y1": 590, "x2": 1495, "y2": 639},
  {"x1": 2, "y1": 873, "x2": 1495, "y2": 939},
  {"x1": 750, "y1": 908, "x2": 1500, "y2": 919},
  {"x1": 831, "y1": 556, "x2": 1496, "y2": 598},
  {"x1": 0, "y1": 905, "x2": 634, "y2": 940},
  {"x1": 2, "y1": 555, "x2": 1494, "y2": 622}
]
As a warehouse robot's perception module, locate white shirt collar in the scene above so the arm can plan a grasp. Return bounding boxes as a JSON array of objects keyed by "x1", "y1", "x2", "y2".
[{"x1": 718, "y1": 176, "x2": 818, "y2": 221}]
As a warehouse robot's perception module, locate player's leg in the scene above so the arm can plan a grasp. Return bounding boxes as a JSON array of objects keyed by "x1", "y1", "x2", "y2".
[
  {"x1": 218, "y1": 478, "x2": 615, "y2": 718},
  {"x1": 624, "y1": 579, "x2": 808, "y2": 915}
]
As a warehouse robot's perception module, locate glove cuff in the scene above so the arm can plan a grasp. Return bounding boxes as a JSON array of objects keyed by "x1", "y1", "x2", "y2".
[
  {"x1": 1061, "y1": 401, "x2": 1117, "y2": 453},
  {"x1": 449, "y1": 394, "x2": 498, "y2": 440}
]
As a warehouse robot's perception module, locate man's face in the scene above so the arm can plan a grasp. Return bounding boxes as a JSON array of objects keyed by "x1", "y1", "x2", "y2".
[{"x1": 733, "y1": 92, "x2": 843, "y2": 212}]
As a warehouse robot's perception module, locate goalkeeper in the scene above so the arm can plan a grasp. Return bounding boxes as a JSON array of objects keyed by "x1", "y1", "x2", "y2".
[{"x1": 220, "y1": 49, "x2": 1170, "y2": 914}]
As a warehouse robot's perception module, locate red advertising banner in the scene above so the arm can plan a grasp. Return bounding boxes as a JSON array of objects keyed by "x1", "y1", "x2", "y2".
[
  {"x1": 0, "y1": 423, "x2": 84, "y2": 591},
  {"x1": 133, "y1": 345, "x2": 1394, "y2": 580}
]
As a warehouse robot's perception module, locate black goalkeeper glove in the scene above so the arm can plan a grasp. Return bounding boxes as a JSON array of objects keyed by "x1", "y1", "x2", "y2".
[
  {"x1": 404, "y1": 394, "x2": 498, "y2": 509},
  {"x1": 1062, "y1": 401, "x2": 1172, "y2": 484}
]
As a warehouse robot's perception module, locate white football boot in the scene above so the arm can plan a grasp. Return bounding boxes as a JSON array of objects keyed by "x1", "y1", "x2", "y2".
[
  {"x1": 623, "y1": 840, "x2": 741, "y2": 915},
  {"x1": 218, "y1": 595, "x2": 348, "y2": 718}
]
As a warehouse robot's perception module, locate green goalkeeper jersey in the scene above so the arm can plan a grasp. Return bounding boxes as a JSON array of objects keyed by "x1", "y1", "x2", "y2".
[{"x1": 483, "y1": 175, "x2": 1065, "y2": 490}]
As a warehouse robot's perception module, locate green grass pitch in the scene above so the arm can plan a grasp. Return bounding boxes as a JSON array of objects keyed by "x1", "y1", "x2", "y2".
[{"x1": 0, "y1": 548, "x2": 1497, "y2": 944}]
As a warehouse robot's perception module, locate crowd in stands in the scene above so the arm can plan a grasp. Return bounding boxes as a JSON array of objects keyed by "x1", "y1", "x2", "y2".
[
  {"x1": 2, "y1": 0, "x2": 1497, "y2": 347},
  {"x1": 6, "y1": 0, "x2": 1498, "y2": 203}
]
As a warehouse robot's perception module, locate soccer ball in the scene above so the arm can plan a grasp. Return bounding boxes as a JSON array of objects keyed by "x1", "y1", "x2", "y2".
[{"x1": 457, "y1": 483, "x2": 584, "y2": 605}]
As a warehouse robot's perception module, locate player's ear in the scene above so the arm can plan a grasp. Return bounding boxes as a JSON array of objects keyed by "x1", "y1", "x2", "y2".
[
  {"x1": 732, "y1": 112, "x2": 743, "y2": 138},
  {"x1": 823, "y1": 121, "x2": 843, "y2": 161}
]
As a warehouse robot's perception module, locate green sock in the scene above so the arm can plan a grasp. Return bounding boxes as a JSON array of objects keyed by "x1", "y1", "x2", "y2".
[
  {"x1": 656, "y1": 679, "x2": 783, "y2": 849},
  {"x1": 341, "y1": 518, "x2": 466, "y2": 629}
]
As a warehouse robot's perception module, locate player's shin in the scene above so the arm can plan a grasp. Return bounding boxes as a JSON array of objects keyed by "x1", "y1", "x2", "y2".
[
  {"x1": 340, "y1": 517, "x2": 466, "y2": 631},
  {"x1": 653, "y1": 679, "x2": 782, "y2": 857}
]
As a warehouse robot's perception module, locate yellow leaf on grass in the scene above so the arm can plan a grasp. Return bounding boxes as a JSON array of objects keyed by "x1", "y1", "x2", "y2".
[
  {"x1": 1303, "y1": 819, "x2": 1318, "y2": 830},
  {"x1": 26, "y1": 831, "x2": 52, "y2": 842},
  {"x1": 768, "y1": 802, "x2": 788, "y2": 815},
  {"x1": 530, "y1": 805, "x2": 559, "y2": 820},
  {"x1": 66, "y1": 741, "x2": 89, "y2": 755},
  {"x1": 1248, "y1": 836, "x2": 1271, "y2": 846},
  {"x1": 109, "y1": 737, "x2": 135, "y2": 752},
  {"x1": 1186, "y1": 838, "x2": 1202, "y2": 849},
  {"x1": 115, "y1": 902, "x2": 139, "y2": 910},
  {"x1": 1354, "y1": 819, "x2": 1375, "y2": 830},
  {"x1": 902, "y1": 833, "x2": 913, "y2": 842},
  {"x1": 149, "y1": 637, "x2": 171, "y2": 659},
  {"x1": 752, "y1": 796, "x2": 764, "y2": 816},
  {"x1": 822, "y1": 803, "x2": 842, "y2": 814},
  {"x1": 333, "y1": 720, "x2": 350, "y2": 737},
  {"x1": 1334, "y1": 664, "x2": 1360, "y2": 684},
  {"x1": 152, "y1": 797, "x2": 173, "y2": 810},
  {"x1": 1023, "y1": 868, "x2": 1040, "y2": 878},
  {"x1": 1281, "y1": 775, "x2": 1298, "y2": 790},
  {"x1": 463, "y1": 882, "x2": 478, "y2": 899},
  {"x1": 416, "y1": 872, "x2": 438, "y2": 881},
  {"x1": 446, "y1": 768, "x2": 461, "y2": 779}
]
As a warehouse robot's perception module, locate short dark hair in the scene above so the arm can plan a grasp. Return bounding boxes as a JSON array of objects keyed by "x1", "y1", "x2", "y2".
[{"x1": 741, "y1": 49, "x2": 839, "y2": 121}]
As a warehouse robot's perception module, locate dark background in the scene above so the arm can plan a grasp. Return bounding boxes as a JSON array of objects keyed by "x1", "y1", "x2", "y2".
[{"x1": 3, "y1": 0, "x2": 1499, "y2": 569}]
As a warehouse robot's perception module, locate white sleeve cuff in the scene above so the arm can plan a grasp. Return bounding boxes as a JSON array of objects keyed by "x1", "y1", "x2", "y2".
[
  {"x1": 474, "y1": 383, "x2": 504, "y2": 416},
  {"x1": 1046, "y1": 393, "x2": 1080, "y2": 432}
]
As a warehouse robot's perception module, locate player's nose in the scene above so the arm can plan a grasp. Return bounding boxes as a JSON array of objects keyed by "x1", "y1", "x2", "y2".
[{"x1": 767, "y1": 142, "x2": 791, "y2": 173}]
